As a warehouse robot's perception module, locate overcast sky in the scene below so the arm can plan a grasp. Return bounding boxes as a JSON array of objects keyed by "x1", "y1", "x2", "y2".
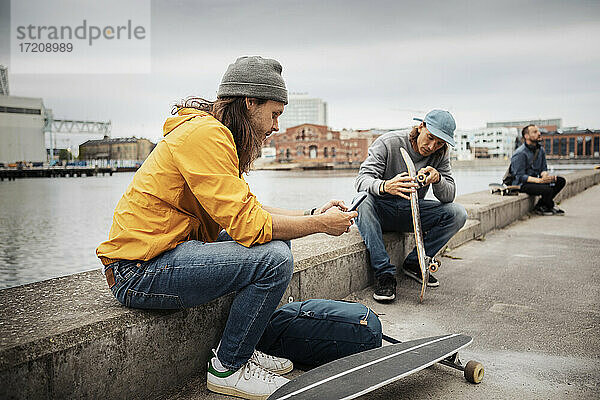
[{"x1": 1, "y1": 0, "x2": 599, "y2": 141}]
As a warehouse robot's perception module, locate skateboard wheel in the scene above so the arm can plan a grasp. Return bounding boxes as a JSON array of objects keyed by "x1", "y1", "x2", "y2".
[
  {"x1": 464, "y1": 360, "x2": 484, "y2": 384},
  {"x1": 428, "y1": 258, "x2": 440, "y2": 273}
]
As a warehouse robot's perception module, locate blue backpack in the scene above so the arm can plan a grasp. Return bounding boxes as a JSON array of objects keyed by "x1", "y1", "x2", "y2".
[{"x1": 256, "y1": 299, "x2": 382, "y2": 366}]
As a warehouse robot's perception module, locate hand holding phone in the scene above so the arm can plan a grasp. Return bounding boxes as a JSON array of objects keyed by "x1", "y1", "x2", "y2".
[{"x1": 348, "y1": 192, "x2": 368, "y2": 212}]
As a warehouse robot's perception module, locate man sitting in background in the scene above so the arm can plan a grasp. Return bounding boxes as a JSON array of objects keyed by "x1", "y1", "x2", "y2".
[{"x1": 510, "y1": 124, "x2": 565, "y2": 215}]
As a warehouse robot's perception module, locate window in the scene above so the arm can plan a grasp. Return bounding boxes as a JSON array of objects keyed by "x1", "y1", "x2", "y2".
[
  {"x1": 0, "y1": 106, "x2": 42, "y2": 114},
  {"x1": 569, "y1": 138, "x2": 575, "y2": 155},
  {"x1": 560, "y1": 138, "x2": 567, "y2": 156},
  {"x1": 577, "y1": 137, "x2": 583, "y2": 155},
  {"x1": 585, "y1": 136, "x2": 592, "y2": 156},
  {"x1": 324, "y1": 147, "x2": 328, "y2": 157},
  {"x1": 553, "y1": 139, "x2": 559, "y2": 155},
  {"x1": 332, "y1": 147, "x2": 336, "y2": 157},
  {"x1": 594, "y1": 136, "x2": 599, "y2": 154},
  {"x1": 544, "y1": 139, "x2": 551, "y2": 151}
]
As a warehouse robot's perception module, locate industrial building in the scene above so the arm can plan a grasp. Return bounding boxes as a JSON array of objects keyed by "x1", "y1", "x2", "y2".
[
  {"x1": 0, "y1": 95, "x2": 47, "y2": 164},
  {"x1": 541, "y1": 130, "x2": 600, "y2": 159},
  {"x1": 79, "y1": 136, "x2": 155, "y2": 164}
]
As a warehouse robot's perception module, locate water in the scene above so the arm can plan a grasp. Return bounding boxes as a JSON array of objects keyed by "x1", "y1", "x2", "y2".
[{"x1": 0, "y1": 166, "x2": 578, "y2": 289}]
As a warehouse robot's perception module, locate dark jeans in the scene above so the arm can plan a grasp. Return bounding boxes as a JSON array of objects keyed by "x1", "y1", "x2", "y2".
[
  {"x1": 520, "y1": 176, "x2": 566, "y2": 209},
  {"x1": 355, "y1": 193, "x2": 468, "y2": 278}
]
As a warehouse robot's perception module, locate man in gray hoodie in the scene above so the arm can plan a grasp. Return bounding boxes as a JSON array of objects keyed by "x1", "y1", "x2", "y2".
[{"x1": 355, "y1": 110, "x2": 467, "y2": 302}]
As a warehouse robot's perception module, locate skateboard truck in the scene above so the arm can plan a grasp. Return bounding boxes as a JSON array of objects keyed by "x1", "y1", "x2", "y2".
[
  {"x1": 439, "y1": 353, "x2": 484, "y2": 384},
  {"x1": 383, "y1": 335, "x2": 484, "y2": 384}
]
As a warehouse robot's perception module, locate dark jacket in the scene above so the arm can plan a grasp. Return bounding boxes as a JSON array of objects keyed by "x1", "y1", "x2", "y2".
[{"x1": 509, "y1": 143, "x2": 547, "y2": 185}]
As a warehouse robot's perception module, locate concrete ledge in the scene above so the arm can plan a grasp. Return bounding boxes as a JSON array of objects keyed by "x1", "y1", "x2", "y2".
[
  {"x1": 1, "y1": 169, "x2": 598, "y2": 399},
  {"x1": 457, "y1": 170, "x2": 600, "y2": 235}
]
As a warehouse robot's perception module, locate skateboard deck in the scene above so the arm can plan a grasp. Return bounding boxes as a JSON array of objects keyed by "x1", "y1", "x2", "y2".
[
  {"x1": 399, "y1": 148, "x2": 440, "y2": 302},
  {"x1": 268, "y1": 334, "x2": 483, "y2": 400},
  {"x1": 489, "y1": 183, "x2": 520, "y2": 196}
]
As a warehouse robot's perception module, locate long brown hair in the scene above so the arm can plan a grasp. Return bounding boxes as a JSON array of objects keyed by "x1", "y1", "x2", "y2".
[
  {"x1": 409, "y1": 122, "x2": 448, "y2": 160},
  {"x1": 172, "y1": 96, "x2": 266, "y2": 174}
]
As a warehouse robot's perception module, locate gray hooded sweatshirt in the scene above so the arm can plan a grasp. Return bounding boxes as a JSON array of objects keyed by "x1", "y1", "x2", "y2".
[{"x1": 355, "y1": 130, "x2": 456, "y2": 203}]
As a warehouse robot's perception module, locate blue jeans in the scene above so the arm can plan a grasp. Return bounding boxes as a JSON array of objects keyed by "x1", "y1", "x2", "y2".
[
  {"x1": 107, "y1": 230, "x2": 294, "y2": 370},
  {"x1": 355, "y1": 193, "x2": 467, "y2": 277}
]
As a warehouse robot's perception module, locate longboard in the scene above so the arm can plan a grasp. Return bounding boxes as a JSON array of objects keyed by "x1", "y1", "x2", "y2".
[
  {"x1": 489, "y1": 183, "x2": 520, "y2": 196},
  {"x1": 268, "y1": 334, "x2": 484, "y2": 400},
  {"x1": 399, "y1": 148, "x2": 440, "y2": 302}
]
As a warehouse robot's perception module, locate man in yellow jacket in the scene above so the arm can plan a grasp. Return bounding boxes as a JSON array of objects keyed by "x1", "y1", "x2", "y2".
[{"x1": 96, "y1": 56, "x2": 357, "y2": 400}]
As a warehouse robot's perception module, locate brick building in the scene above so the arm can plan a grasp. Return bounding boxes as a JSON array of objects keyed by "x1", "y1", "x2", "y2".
[
  {"x1": 541, "y1": 130, "x2": 600, "y2": 159},
  {"x1": 79, "y1": 136, "x2": 155, "y2": 161},
  {"x1": 269, "y1": 124, "x2": 378, "y2": 165}
]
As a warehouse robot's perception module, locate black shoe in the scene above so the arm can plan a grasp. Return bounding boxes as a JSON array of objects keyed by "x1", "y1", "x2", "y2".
[
  {"x1": 534, "y1": 206, "x2": 554, "y2": 216},
  {"x1": 402, "y1": 263, "x2": 439, "y2": 287},
  {"x1": 552, "y1": 206, "x2": 565, "y2": 215},
  {"x1": 373, "y1": 273, "x2": 396, "y2": 302}
]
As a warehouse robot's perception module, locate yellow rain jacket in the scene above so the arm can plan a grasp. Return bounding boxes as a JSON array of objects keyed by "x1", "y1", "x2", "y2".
[{"x1": 96, "y1": 109, "x2": 273, "y2": 263}]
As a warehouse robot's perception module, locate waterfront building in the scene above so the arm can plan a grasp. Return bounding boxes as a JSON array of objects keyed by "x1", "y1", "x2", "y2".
[
  {"x1": 0, "y1": 95, "x2": 47, "y2": 164},
  {"x1": 79, "y1": 136, "x2": 155, "y2": 165},
  {"x1": 269, "y1": 124, "x2": 379, "y2": 165},
  {"x1": 453, "y1": 129, "x2": 473, "y2": 160},
  {"x1": 451, "y1": 127, "x2": 518, "y2": 160},
  {"x1": 487, "y1": 118, "x2": 562, "y2": 132},
  {"x1": 278, "y1": 93, "x2": 327, "y2": 132},
  {"x1": 339, "y1": 129, "x2": 381, "y2": 166},
  {"x1": 471, "y1": 127, "x2": 518, "y2": 159},
  {"x1": 261, "y1": 146, "x2": 276, "y2": 159},
  {"x1": 541, "y1": 129, "x2": 600, "y2": 159}
]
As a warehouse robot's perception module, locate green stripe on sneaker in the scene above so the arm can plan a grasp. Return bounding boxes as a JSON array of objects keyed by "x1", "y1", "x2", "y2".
[{"x1": 208, "y1": 363, "x2": 236, "y2": 378}]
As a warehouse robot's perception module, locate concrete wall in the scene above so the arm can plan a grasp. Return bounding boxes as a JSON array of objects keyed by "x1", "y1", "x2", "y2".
[
  {"x1": 0, "y1": 96, "x2": 47, "y2": 164},
  {"x1": 1, "y1": 169, "x2": 598, "y2": 400}
]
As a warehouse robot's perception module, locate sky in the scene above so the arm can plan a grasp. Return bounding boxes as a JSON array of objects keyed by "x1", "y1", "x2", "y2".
[{"x1": 1, "y1": 0, "x2": 599, "y2": 142}]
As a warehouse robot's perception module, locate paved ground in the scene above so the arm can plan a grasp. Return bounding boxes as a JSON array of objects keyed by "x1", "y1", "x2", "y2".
[{"x1": 168, "y1": 185, "x2": 600, "y2": 400}]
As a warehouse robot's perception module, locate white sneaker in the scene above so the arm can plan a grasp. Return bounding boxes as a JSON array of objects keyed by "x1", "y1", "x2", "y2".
[
  {"x1": 251, "y1": 349, "x2": 294, "y2": 374},
  {"x1": 207, "y1": 353, "x2": 289, "y2": 400}
]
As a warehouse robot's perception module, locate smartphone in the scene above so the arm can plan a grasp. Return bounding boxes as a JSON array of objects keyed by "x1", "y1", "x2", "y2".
[{"x1": 348, "y1": 192, "x2": 368, "y2": 212}]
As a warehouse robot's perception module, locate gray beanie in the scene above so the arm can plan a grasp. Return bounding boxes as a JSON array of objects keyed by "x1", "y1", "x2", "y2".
[{"x1": 217, "y1": 56, "x2": 288, "y2": 105}]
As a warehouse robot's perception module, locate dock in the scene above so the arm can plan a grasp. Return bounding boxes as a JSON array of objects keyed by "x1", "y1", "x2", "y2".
[{"x1": 0, "y1": 166, "x2": 116, "y2": 181}]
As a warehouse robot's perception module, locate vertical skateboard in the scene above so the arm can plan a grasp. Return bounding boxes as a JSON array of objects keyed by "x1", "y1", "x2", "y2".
[{"x1": 399, "y1": 148, "x2": 440, "y2": 302}]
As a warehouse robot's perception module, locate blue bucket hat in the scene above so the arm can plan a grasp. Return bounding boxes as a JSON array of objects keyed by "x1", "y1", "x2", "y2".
[{"x1": 414, "y1": 109, "x2": 456, "y2": 147}]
